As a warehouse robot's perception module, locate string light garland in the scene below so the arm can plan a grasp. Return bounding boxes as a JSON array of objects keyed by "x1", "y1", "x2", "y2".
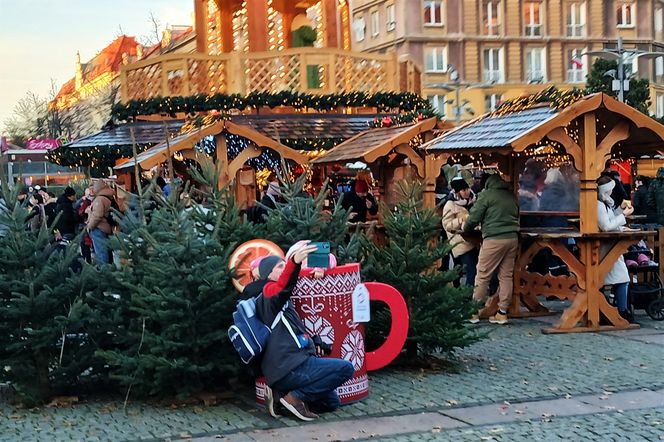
[
  {"x1": 489, "y1": 86, "x2": 587, "y2": 118},
  {"x1": 368, "y1": 108, "x2": 436, "y2": 128},
  {"x1": 112, "y1": 91, "x2": 430, "y2": 120}
]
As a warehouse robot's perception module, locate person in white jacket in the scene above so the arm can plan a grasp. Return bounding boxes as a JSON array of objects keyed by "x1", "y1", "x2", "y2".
[{"x1": 597, "y1": 175, "x2": 635, "y2": 323}]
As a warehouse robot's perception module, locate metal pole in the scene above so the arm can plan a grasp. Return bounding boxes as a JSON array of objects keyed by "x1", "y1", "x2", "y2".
[
  {"x1": 455, "y1": 81, "x2": 461, "y2": 124},
  {"x1": 618, "y1": 37, "x2": 624, "y2": 102}
]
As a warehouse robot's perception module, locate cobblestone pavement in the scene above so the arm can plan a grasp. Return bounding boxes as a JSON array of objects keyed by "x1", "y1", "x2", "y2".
[
  {"x1": 1, "y1": 307, "x2": 663, "y2": 441},
  {"x1": 366, "y1": 407, "x2": 664, "y2": 442}
]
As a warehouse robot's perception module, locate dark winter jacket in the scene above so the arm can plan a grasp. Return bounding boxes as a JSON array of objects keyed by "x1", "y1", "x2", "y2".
[
  {"x1": 646, "y1": 167, "x2": 664, "y2": 225},
  {"x1": 464, "y1": 174, "x2": 519, "y2": 240},
  {"x1": 54, "y1": 195, "x2": 79, "y2": 236},
  {"x1": 634, "y1": 185, "x2": 658, "y2": 223},
  {"x1": 256, "y1": 259, "x2": 316, "y2": 386},
  {"x1": 340, "y1": 191, "x2": 378, "y2": 222}
]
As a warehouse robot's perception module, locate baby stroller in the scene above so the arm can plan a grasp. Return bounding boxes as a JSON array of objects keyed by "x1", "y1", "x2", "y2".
[{"x1": 623, "y1": 243, "x2": 664, "y2": 321}]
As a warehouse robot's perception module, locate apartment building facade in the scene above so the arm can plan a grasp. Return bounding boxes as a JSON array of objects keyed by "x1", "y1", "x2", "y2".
[{"x1": 350, "y1": 0, "x2": 664, "y2": 120}]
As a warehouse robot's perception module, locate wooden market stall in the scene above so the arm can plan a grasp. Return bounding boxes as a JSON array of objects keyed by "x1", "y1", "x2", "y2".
[
  {"x1": 420, "y1": 91, "x2": 664, "y2": 333},
  {"x1": 311, "y1": 117, "x2": 447, "y2": 209}
]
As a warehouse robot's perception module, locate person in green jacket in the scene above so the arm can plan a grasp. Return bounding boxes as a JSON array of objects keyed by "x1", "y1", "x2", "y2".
[
  {"x1": 463, "y1": 174, "x2": 520, "y2": 324},
  {"x1": 646, "y1": 167, "x2": 664, "y2": 226}
]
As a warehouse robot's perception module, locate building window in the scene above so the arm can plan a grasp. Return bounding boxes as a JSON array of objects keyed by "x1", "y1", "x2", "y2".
[
  {"x1": 371, "y1": 11, "x2": 380, "y2": 37},
  {"x1": 485, "y1": 93, "x2": 503, "y2": 112},
  {"x1": 566, "y1": 2, "x2": 586, "y2": 37},
  {"x1": 656, "y1": 6, "x2": 663, "y2": 41},
  {"x1": 616, "y1": 2, "x2": 634, "y2": 27},
  {"x1": 657, "y1": 94, "x2": 664, "y2": 118},
  {"x1": 429, "y1": 95, "x2": 447, "y2": 116},
  {"x1": 424, "y1": 0, "x2": 444, "y2": 26},
  {"x1": 567, "y1": 49, "x2": 586, "y2": 83},
  {"x1": 526, "y1": 47, "x2": 546, "y2": 83},
  {"x1": 482, "y1": 1, "x2": 501, "y2": 36},
  {"x1": 386, "y1": 4, "x2": 396, "y2": 31},
  {"x1": 656, "y1": 56, "x2": 664, "y2": 79},
  {"x1": 425, "y1": 47, "x2": 448, "y2": 72},
  {"x1": 483, "y1": 47, "x2": 504, "y2": 83},
  {"x1": 524, "y1": 1, "x2": 542, "y2": 36},
  {"x1": 353, "y1": 16, "x2": 366, "y2": 41}
]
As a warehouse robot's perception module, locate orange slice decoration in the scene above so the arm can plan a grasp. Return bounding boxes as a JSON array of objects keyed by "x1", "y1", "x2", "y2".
[{"x1": 229, "y1": 239, "x2": 284, "y2": 292}]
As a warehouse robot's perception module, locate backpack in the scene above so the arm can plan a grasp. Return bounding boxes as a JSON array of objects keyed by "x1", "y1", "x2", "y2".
[
  {"x1": 101, "y1": 195, "x2": 120, "y2": 227},
  {"x1": 228, "y1": 297, "x2": 284, "y2": 365}
]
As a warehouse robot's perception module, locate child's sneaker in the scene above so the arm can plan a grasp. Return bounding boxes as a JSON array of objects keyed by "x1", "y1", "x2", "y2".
[
  {"x1": 468, "y1": 314, "x2": 480, "y2": 324},
  {"x1": 489, "y1": 312, "x2": 508, "y2": 325}
]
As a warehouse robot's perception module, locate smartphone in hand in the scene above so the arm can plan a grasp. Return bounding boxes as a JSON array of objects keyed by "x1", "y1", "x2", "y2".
[{"x1": 308, "y1": 242, "x2": 330, "y2": 268}]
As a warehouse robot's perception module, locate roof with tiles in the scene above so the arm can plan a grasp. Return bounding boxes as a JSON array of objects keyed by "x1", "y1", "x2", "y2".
[
  {"x1": 421, "y1": 105, "x2": 558, "y2": 152},
  {"x1": 62, "y1": 114, "x2": 377, "y2": 149}
]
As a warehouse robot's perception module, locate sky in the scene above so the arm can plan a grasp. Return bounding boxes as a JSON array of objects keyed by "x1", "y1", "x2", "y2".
[{"x1": 0, "y1": 0, "x2": 193, "y2": 130}]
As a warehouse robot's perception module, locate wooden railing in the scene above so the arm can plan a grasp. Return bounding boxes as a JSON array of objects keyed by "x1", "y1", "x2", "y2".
[{"x1": 120, "y1": 48, "x2": 420, "y2": 102}]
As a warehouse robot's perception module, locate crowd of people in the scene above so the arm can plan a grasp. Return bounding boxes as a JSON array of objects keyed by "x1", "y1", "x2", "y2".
[{"x1": 2, "y1": 180, "x2": 121, "y2": 266}]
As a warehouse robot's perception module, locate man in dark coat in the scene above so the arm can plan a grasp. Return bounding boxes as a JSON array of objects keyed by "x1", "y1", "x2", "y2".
[
  {"x1": 54, "y1": 187, "x2": 80, "y2": 239},
  {"x1": 340, "y1": 180, "x2": 378, "y2": 222},
  {"x1": 647, "y1": 167, "x2": 664, "y2": 226}
]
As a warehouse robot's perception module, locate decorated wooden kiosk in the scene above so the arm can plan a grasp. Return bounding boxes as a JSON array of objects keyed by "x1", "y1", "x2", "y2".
[
  {"x1": 311, "y1": 117, "x2": 449, "y2": 209},
  {"x1": 420, "y1": 91, "x2": 664, "y2": 333}
]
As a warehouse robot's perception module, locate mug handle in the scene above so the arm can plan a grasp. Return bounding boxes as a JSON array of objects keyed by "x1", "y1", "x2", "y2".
[{"x1": 364, "y1": 282, "x2": 409, "y2": 371}]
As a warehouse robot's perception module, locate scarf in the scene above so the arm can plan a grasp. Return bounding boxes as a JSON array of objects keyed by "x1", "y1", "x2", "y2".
[
  {"x1": 598, "y1": 180, "x2": 615, "y2": 208},
  {"x1": 449, "y1": 189, "x2": 476, "y2": 207}
]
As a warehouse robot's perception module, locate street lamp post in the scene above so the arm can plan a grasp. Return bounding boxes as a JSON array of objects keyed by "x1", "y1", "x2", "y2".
[
  {"x1": 426, "y1": 65, "x2": 491, "y2": 124},
  {"x1": 585, "y1": 37, "x2": 664, "y2": 103}
]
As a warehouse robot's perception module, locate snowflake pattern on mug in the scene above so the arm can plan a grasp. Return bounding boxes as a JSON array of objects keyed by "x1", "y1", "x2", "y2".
[
  {"x1": 303, "y1": 315, "x2": 335, "y2": 344},
  {"x1": 341, "y1": 329, "x2": 364, "y2": 370}
]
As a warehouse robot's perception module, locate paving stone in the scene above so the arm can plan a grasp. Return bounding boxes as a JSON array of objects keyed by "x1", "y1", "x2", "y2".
[
  {"x1": 202, "y1": 413, "x2": 465, "y2": 442},
  {"x1": 441, "y1": 398, "x2": 601, "y2": 425},
  {"x1": 578, "y1": 390, "x2": 664, "y2": 411},
  {"x1": 622, "y1": 334, "x2": 664, "y2": 345}
]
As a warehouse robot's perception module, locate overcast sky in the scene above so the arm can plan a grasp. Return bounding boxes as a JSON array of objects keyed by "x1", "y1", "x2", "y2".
[{"x1": 0, "y1": 0, "x2": 192, "y2": 131}]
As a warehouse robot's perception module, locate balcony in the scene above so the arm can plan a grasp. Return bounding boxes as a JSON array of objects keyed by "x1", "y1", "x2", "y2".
[
  {"x1": 120, "y1": 48, "x2": 421, "y2": 103},
  {"x1": 483, "y1": 70, "x2": 504, "y2": 83}
]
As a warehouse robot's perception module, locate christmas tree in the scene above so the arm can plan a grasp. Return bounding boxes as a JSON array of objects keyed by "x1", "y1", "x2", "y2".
[
  {"x1": 97, "y1": 158, "x2": 253, "y2": 399},
  {"x1": 0, "y1": 178, "x2": 94, "y2": 405},
  {"x1": 260, "y1": 173, "x2": 363, "y2": 263},
  {"x1": 362, "y1": 182, "x2": 481, "y2": 360}
]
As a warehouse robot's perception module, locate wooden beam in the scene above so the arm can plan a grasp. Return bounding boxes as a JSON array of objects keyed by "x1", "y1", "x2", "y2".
[
  {"x1": 579, "y1": 112, "x2": 598, "y2": 234},
  {"x1": 194, "y1": 0, "x2": 209, "y2": 54},
  {"x1": 394, "y1": 144, "x2": 425, "y2": 178},
  {"x1": 228, "y1": 145, "x2": 262, "y2": 180},
  {"x1": 546, "y1": 127, "x2": 583, "y2": 172},
  {"x1": 216, "y1": 133, "x2": 229, "y2": 188},
  {"x1": 247, "y1": 0, "x2": 269, "y2": 52},
  {"x1": 595, "y1": 121, "x2": 630, "y2": 176}
]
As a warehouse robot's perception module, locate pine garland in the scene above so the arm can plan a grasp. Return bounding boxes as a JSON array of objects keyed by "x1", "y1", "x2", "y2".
[
  {"x1": 491, "y1": 86, "x2": 588, "y2": 117},
  {"x1": 112, "y1": 91, "x2": 430, "y2": 120}
]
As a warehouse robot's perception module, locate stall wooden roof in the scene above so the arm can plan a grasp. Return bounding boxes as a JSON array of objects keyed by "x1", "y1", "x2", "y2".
[
  {"x1": 312, "y1": 117, "x2": 439, "y2": 165},
  {"x1": 115, "y1": 119, "x2": 308, "y2": 170},
  {"x1": 420, "y1": 93, "x2": 664, "y2": 156}
]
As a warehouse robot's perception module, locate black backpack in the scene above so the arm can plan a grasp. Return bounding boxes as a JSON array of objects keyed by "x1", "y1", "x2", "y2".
[{"x1": 101, "y1": 195, "x2": 120, "y2": 227}]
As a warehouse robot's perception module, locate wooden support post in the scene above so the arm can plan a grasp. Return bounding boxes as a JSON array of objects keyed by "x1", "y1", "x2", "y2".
[
  {"x1": 220, "y1": 4, "x2": 234, "y2": 53},
  {"x1": 321, "y1": 0, "x2": 339, "y2": 48},
  {"x1": 194, "y1": 0, "x2": 209, "y2": 54},
  {"x1": 216, "y1": 133, "x2": 229, "y2": 189},
  {"x1": 422, "y1": 154, "x2": 446, "y2": 209},
  {"x1": 247, "y1": 0, "x2": 269, "y2": 52},
  {"x1": 579, "y1": 113, "x2": 598, "y2": 234}
]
